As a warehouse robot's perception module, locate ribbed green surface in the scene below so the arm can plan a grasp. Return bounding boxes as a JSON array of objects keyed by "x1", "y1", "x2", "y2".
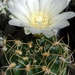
[{"x1": 1, "y1": 36, "x2": 70, "y2": 75}]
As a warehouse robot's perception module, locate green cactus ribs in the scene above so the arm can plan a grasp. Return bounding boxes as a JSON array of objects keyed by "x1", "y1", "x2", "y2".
[{"x1": 0, "y1": 35, "x2": 72, "y2": 75}]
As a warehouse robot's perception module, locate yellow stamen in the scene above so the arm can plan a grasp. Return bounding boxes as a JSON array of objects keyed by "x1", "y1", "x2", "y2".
[{"x1": 31, "y1": 12, "x2": 48, "y2": 29}]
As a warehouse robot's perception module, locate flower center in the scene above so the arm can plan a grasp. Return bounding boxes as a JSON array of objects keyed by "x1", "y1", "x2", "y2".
[{"x1": 31, "y1": 12, "x2": 48, "y2": 29}]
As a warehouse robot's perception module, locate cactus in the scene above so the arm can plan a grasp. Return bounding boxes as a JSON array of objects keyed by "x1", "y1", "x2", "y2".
[
  {"x1": 0, "y1": 34, "x2": 73, "y2": 75},
  {"x1": 0, "y1": 0, "x2": 75, "y2": 75}
]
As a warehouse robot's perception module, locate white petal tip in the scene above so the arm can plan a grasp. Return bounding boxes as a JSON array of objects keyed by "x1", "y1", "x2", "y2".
[{"x1": 24, "y1": 28, "x2": 31, "y2": 35}]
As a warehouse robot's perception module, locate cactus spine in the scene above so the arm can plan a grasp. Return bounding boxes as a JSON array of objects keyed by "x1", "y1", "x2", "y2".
[{"x1": 0, "y1": 35, "x2": 73, "y2": 75}]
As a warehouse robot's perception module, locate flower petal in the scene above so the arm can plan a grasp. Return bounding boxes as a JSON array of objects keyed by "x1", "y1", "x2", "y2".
[
  {"x1": 53, "y1": 29, "x2": 59, "y2": 34},
  {"x1": 34, "y1": 0, "x2": 39, "y2": 12},
  {"x1": 44, "y1": 0, "x2": 54, "y2": 13},
  {"x1": 29, "y1": 28, "x2": 41, "y2": 34},
  {"x1": 40, "y1": 0, "x2": 48, "y2": 12},
  {"x1": 11, "y1": 0, "x2": 30, "y2": 20},
  {"x1": 49, "y1": 20, "x2": 69, "y2": 29},
  {"x1": 67, "y1": 0, "x2": 71, "y2": 5},
  {"x1": 9, "y1": 19, "x2": 21, "y2": 26},
  {"x1": 50, "y1": 12, "x2": 75, "y2": 23},
  {"x1": 24, "y1": 27, "x2": 31, "y2": 35},
  {"x1": 7, "y1": 0, "x2": 30, "y2": 24},
  {"x1": 8, "y1": 8, "x2": 30, "y2": 24},
  {"x1": 49, "y1": 0, "x2": 68, "y2": 14},
  {"x1": 41, "y1": 29, "x2": 55, "y2": 38},
  {"x1": 45, "y1": 0, "x2": 69, "y2": 18},
  {"x1": 45, "y1": 0, "x2": 69, "y2": 20},
  {"x1": 9, "y1": 19, "x2": 31, "y2": 27},
  {"x1": 26, "y1": 0, "x2": 35, "y2": 14}
]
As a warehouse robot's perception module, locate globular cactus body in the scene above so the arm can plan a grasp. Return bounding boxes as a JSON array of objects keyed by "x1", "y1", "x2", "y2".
[{"x1": 0, "y1": 35, "x2": 72, "y2": 75}]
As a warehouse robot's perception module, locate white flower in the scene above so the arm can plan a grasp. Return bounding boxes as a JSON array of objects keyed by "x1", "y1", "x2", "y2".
[
  {"x1": 67, "y1": 0, "x2": 71, "y2": 5},
  {"x1": 7, "y1": 0, "x2": 75, "y2": 38}
]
